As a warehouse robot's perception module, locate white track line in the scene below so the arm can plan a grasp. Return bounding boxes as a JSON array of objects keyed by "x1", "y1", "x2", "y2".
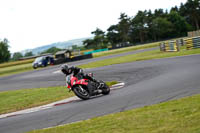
[{"x1": 53, "y1": 70, "x2": 61, "y2": 74}]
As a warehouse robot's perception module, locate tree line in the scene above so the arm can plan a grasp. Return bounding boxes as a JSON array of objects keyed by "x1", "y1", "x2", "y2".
[
  {"x1": 0, "y1": 39, "x2": 10, "y2": 63},
  {"x1": 0, "y1": 38, "x2": 35, "y2": 63},
  {"x1": 83, "y1": 0, "x2": 200, "y2": 49}
]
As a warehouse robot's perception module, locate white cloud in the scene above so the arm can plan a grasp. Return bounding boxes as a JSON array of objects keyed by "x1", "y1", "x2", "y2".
[{"x1": 0, "y1": 0, "x2": 187, "y2": 53}]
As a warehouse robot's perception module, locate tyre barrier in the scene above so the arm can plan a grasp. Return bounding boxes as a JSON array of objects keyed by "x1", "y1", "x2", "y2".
[
  {"x1": 176, "y1": 39, "x2": 184, "y2": 46},
  {"x1": 160, "y1": 41, "x2": 180, "y2": 52},
  {"x1": 184, "y1": 36, "x2": 200, "y2": 50}
]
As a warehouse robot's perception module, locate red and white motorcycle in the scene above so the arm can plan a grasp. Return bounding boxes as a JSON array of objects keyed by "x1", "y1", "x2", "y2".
[{"x1": 65, "y1": 73, "x2": 110, "y2": 100}]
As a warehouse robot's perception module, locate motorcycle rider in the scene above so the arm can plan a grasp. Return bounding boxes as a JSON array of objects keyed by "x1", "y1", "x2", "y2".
[{"x1": 61, "y1": 64, "x2": 101, "y2": 88}]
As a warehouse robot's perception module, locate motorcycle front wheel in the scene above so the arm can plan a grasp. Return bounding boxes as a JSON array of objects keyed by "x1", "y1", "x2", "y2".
[{"x1": 73, "y1": 86, "x2": 90, "y2": 100}]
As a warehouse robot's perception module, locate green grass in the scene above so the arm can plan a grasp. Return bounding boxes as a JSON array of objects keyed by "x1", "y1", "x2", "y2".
[
  {"x1": 0, "y1": 81, "x2": 117, "y2": 115},
  {"x1": 27, "y1": 93, "x2": 200, "y2": 133},
  {"x1": 93, "y1": 42, "x2": 159, "y2": 58},
  {"x1": 78, "y1": 48, "x2": 200, "y2": 69},
  {"x1": 0, "y1": 63, "x2": 34, "y2": 77},
  {"x1": 0, "y1": 59, "x2": 34, "y2": 68},
  {"x1": 105, "y1": 81, "x2": 118, "y2": 87}
]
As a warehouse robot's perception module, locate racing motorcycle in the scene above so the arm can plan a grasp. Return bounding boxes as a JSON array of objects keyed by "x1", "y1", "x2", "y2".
[{"x1": 65, "y1": 73, "x2": 110, "y2": 100}]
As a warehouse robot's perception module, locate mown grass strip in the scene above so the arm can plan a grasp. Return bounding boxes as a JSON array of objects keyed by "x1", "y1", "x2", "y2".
[
  {"x1": 0, "y1": 63, "x2": 34, "y2": 77},
  {"x1": 27, "y1": 93, "x2": 200, "y2": 133},
  {"x1": 93, "y1": 42, "x2": 159, "y2": 58},
  {"x1": 0, "y1": 59, "x2": 34, "y2": 68},
  {"x1": 79, "y1": 48, "x2": 200, "y2": 69},
  {"x1": 0, "y1": 81, "x2": 117, "y2": 115}
]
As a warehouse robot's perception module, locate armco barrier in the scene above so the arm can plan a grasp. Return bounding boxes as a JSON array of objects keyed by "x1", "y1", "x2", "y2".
[
  {"x1": 54, "y1": 54, "x2": 93, "y2": 64},
  {"x1": 84, "y1": 48, "x2": 108, "y2": 55},
  {"x1": 184, "y1": 36, "x2": 200, "y2": 50},
  {"x1": 160, "y1": 41, "x2": 180, "y2": 52},
  {"x1": 71, "y1": 54, "x2": 93, "y2": 61},
  {"x1": 54, "y1": 58, "x2": 71, "y2": 65}
]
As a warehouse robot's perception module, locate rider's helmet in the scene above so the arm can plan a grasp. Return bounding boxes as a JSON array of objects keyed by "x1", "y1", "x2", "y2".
[{"x1": 61, "y1": 64, "x2": 69, "y2": 75}]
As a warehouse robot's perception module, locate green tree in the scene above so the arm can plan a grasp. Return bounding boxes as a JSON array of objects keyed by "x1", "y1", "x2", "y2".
[
  {"x1": 72, "y1": 45, "x2": 78, "y2": 50},
  {"x1": 131, "y1": 10, "x2": 148, "y2": 43},
  {"x1": 106, "y1": 24, "x2": 121, "y2": 48},
  {"x1": 83, "y1": 39, "x2": 95, "y2": 49},
  {"x1": 168, "y1": 11, "x2": 192, "y2": 37},
  {"x1": 170, "y1": 6, "x2": 179, "y2": 13},
  {"x1": 84, "y1": 0, "x2": 200, "y2": 48},
  {"x1": 85, "y1": 28, "x2": 107, "y2": 49},
  {"x1": 154, "y1": 9, "x2": 168, "y2": 18},
  {"x1": 118, "y1": 13, "x2": 131, "y2": 43},
  {"x1": 0, "y1": 39, "x2": 11, "y2": 63},
  {"x1": 184, "y1": 0, "x2": 200, "y2": 30},
  {"x1": 12, "y1": 52, "x2": 23, "y2": 61},
  {"x1": 152, "y1": 17, "x2": 173, "y2": 40},
  {"x1": 146, "y1": 9, "x2": 156, "y2": 41},
  {"x1": 24, "y1": 51, "x2": 33, "y2": 57},
  {"x1": 93, "y1": 28, "x2": 108, "y2": 49}
]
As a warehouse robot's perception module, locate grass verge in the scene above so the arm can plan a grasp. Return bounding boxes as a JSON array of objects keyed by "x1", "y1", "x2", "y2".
[
  {"x1": 27, "y1": 93, "x2": 200, "y2": 133},
  {"x1": 0, "y1": 81, "x2": 118, "y2": 115},
  {"x1": 93, "y1": 42, "x2": 159, "y2": 58},
  {"x1": 0, "y1": 59, "x2": 34, "y2": 68},
  {"x1": 78, "y1": 48, "x2": 200, "y2": 69},
  {"x1": 0, "y1": 63, "x2": 34, "y2": 77}
]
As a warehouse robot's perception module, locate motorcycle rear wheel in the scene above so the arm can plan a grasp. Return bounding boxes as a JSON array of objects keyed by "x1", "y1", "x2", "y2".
[{"x1": 101, "y1": 83, "x2": 110, "y2": 95}]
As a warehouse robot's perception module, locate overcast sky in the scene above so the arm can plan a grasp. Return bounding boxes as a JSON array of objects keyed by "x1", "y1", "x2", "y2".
[{"x1": 0, "y1": 0, "x2": 187, "y2": 53}]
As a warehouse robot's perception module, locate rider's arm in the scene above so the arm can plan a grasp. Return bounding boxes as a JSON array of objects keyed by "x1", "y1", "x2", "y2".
[{"x1": 71, "y1": 66, "x2": 83, "y2": 75}]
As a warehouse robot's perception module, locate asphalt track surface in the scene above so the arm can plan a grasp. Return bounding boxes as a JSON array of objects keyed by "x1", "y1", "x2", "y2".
[
  {"x1": 0, "y1": 47, "x2": 157, "y2": 91},
  {"x1": 0, "y1": 53, "x2": 200, "y2": 133}
]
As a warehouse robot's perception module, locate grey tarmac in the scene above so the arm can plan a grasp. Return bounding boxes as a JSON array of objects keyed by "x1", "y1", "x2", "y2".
[
  {"x1": 0, "y1": 53, "x2": 200, "y2": 133},
  {"x1": 0, "y1": 47, "x2": 157, "y2": 91}
]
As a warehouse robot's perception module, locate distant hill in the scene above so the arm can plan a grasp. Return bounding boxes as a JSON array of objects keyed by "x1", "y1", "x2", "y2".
[{"x1": 21, "y1": 37, "x2": 92, "y2": 55}]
